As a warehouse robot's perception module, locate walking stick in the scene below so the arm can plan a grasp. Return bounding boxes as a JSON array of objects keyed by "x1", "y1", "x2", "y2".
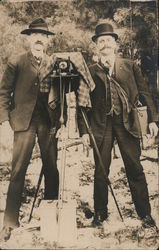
[
  {"x1": 28, "y1": 166, "x2": 44, "y2": 222},
  {"x1": 80, "y1": 107, "x2": 124, "y2": 222}
]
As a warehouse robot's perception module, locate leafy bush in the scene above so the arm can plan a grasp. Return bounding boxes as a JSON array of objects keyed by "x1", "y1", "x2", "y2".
[{"x1": 0, "y1": 1, "x2": 158, "y2": 100}]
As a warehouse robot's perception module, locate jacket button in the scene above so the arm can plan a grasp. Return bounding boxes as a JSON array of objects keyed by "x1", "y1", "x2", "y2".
[{"x1": 34, "y1": 82, "x2": 38, "y2": 86}]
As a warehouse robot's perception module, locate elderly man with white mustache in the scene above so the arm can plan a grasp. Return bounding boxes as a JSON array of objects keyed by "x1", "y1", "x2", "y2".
[
  {"x1": 78, "y1": 22, "x2": 158, "y2": 229},
  {"x1": 0, "y1": 18, "x2": 60, "y2": 241}
]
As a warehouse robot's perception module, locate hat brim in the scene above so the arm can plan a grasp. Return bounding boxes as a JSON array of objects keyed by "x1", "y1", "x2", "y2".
[
  {"x1": 21, "y1": 28, "x2": 55, "y2": 36},
  {"x1": 92, "y1": 32, "x2": 118, "y2": 42}
]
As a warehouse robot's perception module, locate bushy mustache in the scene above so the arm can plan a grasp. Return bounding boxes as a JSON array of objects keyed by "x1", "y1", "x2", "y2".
[
  {"x1": 35, "y1": 41, "x2": 43, "y2": 45},
  {"x1": 100, "y1": 46, "x2": 112, "y2": 51}
]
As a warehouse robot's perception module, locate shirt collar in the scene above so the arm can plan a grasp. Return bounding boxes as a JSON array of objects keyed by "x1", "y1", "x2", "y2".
[{"x1": 99, "y1": 55, "x2": 116, "y2": 76}]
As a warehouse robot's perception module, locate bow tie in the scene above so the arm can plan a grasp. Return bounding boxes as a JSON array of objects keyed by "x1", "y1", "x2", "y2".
[
  {"x1": 34, "y1": 56, "x2": 42, "y2": 64},
  {"x1": 103, "y1": 66, "x2": 109, "y2": 75},
  {"x1": 99, "y1": 62, "x2": 109, "y2": 75},
  {"x1": 101, "y1": 61, "x2": 115, "y2": 76}
]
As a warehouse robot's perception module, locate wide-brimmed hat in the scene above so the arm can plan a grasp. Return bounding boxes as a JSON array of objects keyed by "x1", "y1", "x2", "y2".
[
  {"x1": 21, "y1": 18, "x2": 55, "y2": 36},
  {"x1": 92, "y1": 23, "x2": 118, "y2": 42}
]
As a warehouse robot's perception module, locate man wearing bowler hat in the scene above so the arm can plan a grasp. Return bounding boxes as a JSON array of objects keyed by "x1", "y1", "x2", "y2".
[
  {"x1": 0, "y1": 18, "x2": 60, "y2": 241},
  {"x1": 78, "y1": 22, "x2": 158, "y2": 227}
]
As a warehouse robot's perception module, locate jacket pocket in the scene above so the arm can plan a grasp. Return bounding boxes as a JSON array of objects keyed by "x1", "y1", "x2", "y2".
[{"x1": 9, "y1": 104, "x2": 34, "y2": 131}]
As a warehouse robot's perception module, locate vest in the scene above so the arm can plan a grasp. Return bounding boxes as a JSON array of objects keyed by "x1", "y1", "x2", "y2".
[{"x1": 105, "y1": 75, "x2": 122, "y2": 116}]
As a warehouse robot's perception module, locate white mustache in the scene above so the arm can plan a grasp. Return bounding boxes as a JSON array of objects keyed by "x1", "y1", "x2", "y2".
[
  {"x1": 100, "y1": 46, "x2": 112, "y2": 51},
  {"x1": 35, "y1": 41, "x2": 43, "y2": 45}
]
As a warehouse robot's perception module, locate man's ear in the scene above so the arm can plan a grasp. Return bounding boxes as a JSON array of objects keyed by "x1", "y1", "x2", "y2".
[{"x1": 114, "y1": 42, "x2": 119, "y2": 54}]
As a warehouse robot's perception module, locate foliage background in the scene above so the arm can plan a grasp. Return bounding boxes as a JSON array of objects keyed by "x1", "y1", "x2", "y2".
[{"x1": 0, "y1": 0, "x2": 158, "y2": 110}]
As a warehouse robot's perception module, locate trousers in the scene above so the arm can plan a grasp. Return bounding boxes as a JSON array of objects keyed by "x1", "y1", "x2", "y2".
[
  {"x1": 3, "y1": 115, "x2": 59, "y2": 228},
  {"x1": 93, "y1": 114, "x2": 151, "y2": 219}
]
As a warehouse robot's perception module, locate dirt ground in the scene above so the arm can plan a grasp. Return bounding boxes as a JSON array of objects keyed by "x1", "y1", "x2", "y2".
[{"x1": 0, "y1": 134, "x2": 159, "y2": 250}]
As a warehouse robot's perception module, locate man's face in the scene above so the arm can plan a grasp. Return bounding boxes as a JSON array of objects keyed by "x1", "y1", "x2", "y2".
[
  {"x1": 96, "y1": 35, "x2": 116, "y2": 58},
  {"x1": 27, "y1": 33, "x2": 49, "y2": 52}
]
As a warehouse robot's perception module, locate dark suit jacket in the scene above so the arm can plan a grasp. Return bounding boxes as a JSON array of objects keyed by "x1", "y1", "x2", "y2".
[
  {"x1": 0, "y1": 51, "x2": 60, "y2": 131},
  {"x1": 78, "y1": 57, "x2": 158, "y2": 145}
]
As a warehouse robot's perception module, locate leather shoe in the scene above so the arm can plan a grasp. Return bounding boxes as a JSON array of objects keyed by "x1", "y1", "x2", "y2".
[
  {"x1": 84, "y1": 207, "x2": 94, "y2": 219},
  {"x1": 92, "y1": 210, "x2": 108, "y2": 226},
  {"x1": 0, "y1": 226, "x2": 13, "y2": 241},
  {"x1": 142, "y1": 215, "x2": 158, "y2": 229}
]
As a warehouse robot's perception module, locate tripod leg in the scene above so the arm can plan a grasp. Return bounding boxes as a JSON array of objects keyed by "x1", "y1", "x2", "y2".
[{"x1": 57, "y1": 73, "x2": 67, "y2": 242}]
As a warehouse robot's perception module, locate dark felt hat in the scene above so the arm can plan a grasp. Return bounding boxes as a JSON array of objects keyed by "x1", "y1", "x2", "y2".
[
  {"x1": 21, "y1": 18, "x2": 55, "y2": 36},
  {"x1": 92, "y1": 23, "x2": 118, "y2": 42}
]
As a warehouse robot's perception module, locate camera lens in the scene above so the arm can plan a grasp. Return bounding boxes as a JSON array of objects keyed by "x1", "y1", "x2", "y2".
[{"x1": 59, "y1": 61, "x2": 67, "y2": 70}]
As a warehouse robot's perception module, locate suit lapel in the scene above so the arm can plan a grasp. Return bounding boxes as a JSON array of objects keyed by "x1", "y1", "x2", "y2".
[
  {"x1": 95, "y1": 63, "x2": 107, "y2": 83},
  {"x1": 114, "y1": 58, "x2": 132, "y2": 86},
  {"x1": 28, "y1": 51, "x2": 56, "y2": 82},
  {"x1": 38, "y1": 54, "x2": 56, "y2": 82},
  {"x1": 114, "y1": 58, "x2": 131, "y2": 98},
  {"x1": 28, "y1": 51, "x2": 40, "y2": 71},
  {"x1": 114, "y1": 59, "x2": 124, "y2": 82}
]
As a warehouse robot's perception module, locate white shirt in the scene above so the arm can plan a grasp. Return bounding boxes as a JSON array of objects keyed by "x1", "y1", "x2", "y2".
[{"x1": 100, "y1": 54, "x2": 116, "y2": 76}]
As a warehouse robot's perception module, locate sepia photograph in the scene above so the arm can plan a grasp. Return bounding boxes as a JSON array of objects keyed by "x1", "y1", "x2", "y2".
[{"x1": 0, "y1": 0, "x2": 158, "y2": 249}]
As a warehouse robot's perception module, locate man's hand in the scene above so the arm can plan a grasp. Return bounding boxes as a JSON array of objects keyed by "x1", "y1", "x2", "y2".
[
  {"x1": 0, "y1": 121, "x2": 13, "y2": 146},
  {"x1": 82, "y1": 134, "x2": 90, "y2": 148},
  {"x1": 148, "y1": 122, "x2": 158, "y2": 137},
  {"x1": 82, "y1": 134, "x2": 91, "y2": 157},
  {"x1": 1, "y1": 120, "x2": 11, "y2": 129}
]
